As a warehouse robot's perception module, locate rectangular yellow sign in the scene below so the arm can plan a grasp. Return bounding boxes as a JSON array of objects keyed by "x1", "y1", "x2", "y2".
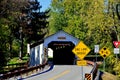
[{"x1": 77, "y1": 60, "x2": 87, "y2": 66}]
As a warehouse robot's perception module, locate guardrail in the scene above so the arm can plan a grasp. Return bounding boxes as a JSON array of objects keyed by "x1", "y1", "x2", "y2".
[
  {"x1": 5, "y1": 62, "x2": 27, "y2": 72},
  {"x1": 87, "y1": 60, "x2": 98, "y2": 80},
  {"x1": 0, "y1": 63, "x2": 48, "y2": 80}
]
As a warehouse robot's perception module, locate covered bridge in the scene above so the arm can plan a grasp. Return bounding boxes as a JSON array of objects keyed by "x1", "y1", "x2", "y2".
[{"x1": 29, "y1": 30, "x2": 79, "y2": 66}]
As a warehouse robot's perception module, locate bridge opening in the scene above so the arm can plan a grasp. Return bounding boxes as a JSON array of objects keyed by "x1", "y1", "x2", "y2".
[{"x1": 48, "y1": 41, "x2": 75, "y2": 65}]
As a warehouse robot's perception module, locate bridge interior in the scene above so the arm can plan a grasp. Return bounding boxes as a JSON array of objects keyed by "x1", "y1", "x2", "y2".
[{"x1": 48, "y1": 41, "x2": 75, "y2": 65}]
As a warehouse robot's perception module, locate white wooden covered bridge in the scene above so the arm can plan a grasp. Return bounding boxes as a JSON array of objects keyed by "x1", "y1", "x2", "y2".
[{"x1": 28, "y1": 30, "x2": 79, "y2": 66}]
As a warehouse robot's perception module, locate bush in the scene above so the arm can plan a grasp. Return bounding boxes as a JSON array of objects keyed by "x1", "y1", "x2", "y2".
[
  {"x1": 0, "y1": 49, "x2": 7, "y2": 69},
  {"x1": 114, "y1": 60, "x2": 120, "y2": 78}
]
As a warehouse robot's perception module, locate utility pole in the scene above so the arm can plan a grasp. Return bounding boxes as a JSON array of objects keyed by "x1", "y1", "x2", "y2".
[
  {"x1": 19, "y1": 12, "x2": 25, "y2": 60},
  {"x1": 116, "y1": 4, "x2": 120, "y2": 41},
  {"x1": 19, "y1": 26, "x2": 23, "y2": 60}
]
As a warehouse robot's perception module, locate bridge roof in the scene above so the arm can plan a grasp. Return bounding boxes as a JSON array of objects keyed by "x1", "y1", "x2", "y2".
[{"x1": 44, "y1": 30, "x2": 79, "y2": 47}]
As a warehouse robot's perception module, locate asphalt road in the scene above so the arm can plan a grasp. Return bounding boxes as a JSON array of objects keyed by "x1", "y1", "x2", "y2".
[{"x1": 24, "y1": 65, "x2": 93, "y2": 80}]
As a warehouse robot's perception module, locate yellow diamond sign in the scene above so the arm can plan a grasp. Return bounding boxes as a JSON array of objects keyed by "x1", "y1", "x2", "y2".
[
  {"x1": 99, "y1": 47, "x2": 111, "y2": 59},
  {"x1": 72, "y1": 41, "x2": 91, "y2": 60}
]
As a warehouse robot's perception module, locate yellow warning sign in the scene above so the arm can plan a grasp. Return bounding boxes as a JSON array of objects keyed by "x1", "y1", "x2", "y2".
[
  {"x1": 77, "y1": 60, "x2": 87, "y2": 66},
  {"x1": 72, "y1": 41, "x2": 91, "y2": 60},
  {"x1": 99, "y1": 47, "x2": 111, "y2": 59}
]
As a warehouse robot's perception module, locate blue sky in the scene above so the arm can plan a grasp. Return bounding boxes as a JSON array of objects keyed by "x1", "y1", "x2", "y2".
[{"x1": 38, "y1": 0, "x2": 51, "y2": 11}]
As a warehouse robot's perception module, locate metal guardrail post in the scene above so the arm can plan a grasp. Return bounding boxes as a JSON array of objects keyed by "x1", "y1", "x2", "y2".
[
  {"x1": 86, "y1": 61, "x2": 98, "y2": 80},
  {"x1": 91, "y1": 73, "x2": 93, "y2": 80}
]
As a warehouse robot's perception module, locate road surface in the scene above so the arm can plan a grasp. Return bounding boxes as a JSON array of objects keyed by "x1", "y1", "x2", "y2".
[{"x1": 24, "y1": 65, "x2": 93, "y2": 80}]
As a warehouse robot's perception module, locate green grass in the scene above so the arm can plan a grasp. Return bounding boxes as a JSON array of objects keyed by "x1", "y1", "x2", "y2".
[
  {"x1": 7, "y1": 57, "x2": 29, "y2": 65},
  {"x1": 0, "y1": 57, "x2": 29, "y2": 73}
]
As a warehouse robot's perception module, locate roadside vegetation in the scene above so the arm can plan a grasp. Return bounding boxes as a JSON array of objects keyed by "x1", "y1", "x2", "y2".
[
  {"x1": 49, "y1": 0, "x2": 120, "y2": 78},
  {"x1": 1, "y1": 0, "x2": 120, "y2": 79},
  {"x1": 0, "y1": 0, "x2": 49, "y2": 73}
]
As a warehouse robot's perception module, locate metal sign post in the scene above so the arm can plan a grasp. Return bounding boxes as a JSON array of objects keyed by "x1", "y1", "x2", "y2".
[
  {"x1": 72, "y1": 41, "x2": 91, "y2": 80},
  {"x1": 103, "y1": 58, "x2": 106, "y2": 71},
  {"x1": 114, "y1": 48, "x2": 119, "y2": 75},
  {"x1": 113, "y1": 41, "x2": 120, "y2": 74},
  {"x1": 77, "y1": 60, "x2": 87, "y2": 80},
  {"x1": 81, "y1": 66, "x2": 83, "y2": 80}
]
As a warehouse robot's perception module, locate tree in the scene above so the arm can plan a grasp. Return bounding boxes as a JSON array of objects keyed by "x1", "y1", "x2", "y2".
[
  {"x1": 15, "y1": 0, "x2": 49, "y2": 42},
  {"x1": 50, "y1": 0, "x2": 114, "y2": 48},
  {"x1": 13, "y1": 0, "x2": 50, "y2": 59},
  {"x1": 49, "y1": 0, "x2": 120, "y2": 75},
  {"x1": 0, "y1": 0, "x2": 30, "y2": 69},
  {"x1": 0, "y1": 0, "x2": 50, "y2": 62},
  {"x1": 26, "y1": 10, "x2": 50, "y2": 42}
]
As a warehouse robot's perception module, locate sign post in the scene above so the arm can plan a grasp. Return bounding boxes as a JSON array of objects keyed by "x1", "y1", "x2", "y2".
[
  {"x1": 113, "y1": 41, "x2": 120, "y2": 66},
  {"x1": 99, "y1": 47, "x2": 111, "y2": 71},
  {"x1": 114, "y1": 48, "x2": 119, "y2": 75},
  {"x1": 72, "y1": 41, "x2": 91, "y2": 80}
]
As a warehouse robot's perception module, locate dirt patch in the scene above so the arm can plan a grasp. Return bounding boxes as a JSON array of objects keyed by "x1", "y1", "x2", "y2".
[{"x1": 102, "y1": 72, "x2": 119, "y2": 80}]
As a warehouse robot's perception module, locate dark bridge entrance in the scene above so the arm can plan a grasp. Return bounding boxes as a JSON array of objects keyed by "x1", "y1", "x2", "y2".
[{"x1": 48, "y1": 41, "x2": 75, "y2": 65}]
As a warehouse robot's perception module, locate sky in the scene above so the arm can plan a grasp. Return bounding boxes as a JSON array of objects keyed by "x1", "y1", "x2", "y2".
[{"x1": 38, "y1": 0, "x2": 51, "y2": 11}]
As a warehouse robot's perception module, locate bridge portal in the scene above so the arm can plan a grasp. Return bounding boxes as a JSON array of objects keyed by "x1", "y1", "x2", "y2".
[
  {"x1": 44, "y1": 30, "x2": 79, "y2": 65},
  {"x1": 48, "y1": 41, "x2": 75, "y2": 65}
]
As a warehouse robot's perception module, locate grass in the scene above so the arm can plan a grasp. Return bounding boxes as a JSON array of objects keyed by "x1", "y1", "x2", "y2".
[
  {"x1": 0, "y1": 57, "x2": 29, "y2": 73},
  {"x1": 7, "y1": 57, "x2": 29, "y2": 65}
]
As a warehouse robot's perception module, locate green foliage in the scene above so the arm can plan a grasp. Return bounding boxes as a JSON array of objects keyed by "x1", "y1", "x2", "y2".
[
  {"x1": 103, "y1": 54, "x2": 120, "y2": 77},
  {"x1": 0, "y1": 0, "x2": 49, "y2": 61},
  {"x1": 50, "y1": 0, "x2": 115, "y2": 49},
  {"x1": 49, "y1": 0, "x2": 120, "y2": 76},
  {"x1": 0, "y1": 0, "x2": 29, "y2": 69},
  {"x1": 0, "y1": 0, "x2": 49, "y2": 66},
  {"x1": 114, "y1": 60, "x2": 120, "y2": 77},
  {"x1": 0, "y1": 49, "x2": 7, "y2": 70},
  {"x1": 105, "y1": 55, "x2": 116, "y2": 73},
  {"x1": 8, "y1": 57, "x2": 29, "y2": 64}
]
